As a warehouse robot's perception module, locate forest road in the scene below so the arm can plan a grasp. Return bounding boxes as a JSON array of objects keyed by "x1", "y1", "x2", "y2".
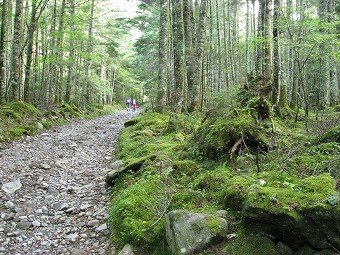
[{"x1": 0, "y1": 109, "x2": 140, "y2": 255}]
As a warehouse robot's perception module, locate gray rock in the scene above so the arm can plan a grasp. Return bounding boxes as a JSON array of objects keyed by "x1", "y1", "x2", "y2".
[
  {"x1": 40, "y1": 163, "x2": 51, "y2": 170},
  {"x1": 166, "y1": 210, "x2": 228, "y2": 255},
  {"x1": 2, "y1": 180, "x2": 22, "y2": 194},
  {"x1": 276, "y1": 242, "x2": 294, "y2": 255},
  {"x1": 32, "y1": 221, "x2": 41, "y2": 227},
  {"x1": 71, "y1": 248, "x2": 89, "y2": 255},
  {"x1": 36, "y1": 122, "x2": 44, "y2": 130},
  {"x1": 95, "y1": 223, "x2": 108, "y2": 232},
  {"x1": 5, "y1": 201, "x2": 15, "y2": 209},
  {"x1": 118, "y1": 244, "x2": 137, "y2": 255},
  {"x1": 16, "y1": 221, "x2": 32, "y2": 230}
]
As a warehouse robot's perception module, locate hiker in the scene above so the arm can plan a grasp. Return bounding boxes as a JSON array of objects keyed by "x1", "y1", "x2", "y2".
[
  {"x1": 126, "y1": 98, "x2": 132, "y2": 110},
  {"x1": 132, "y1": 99, "x2": 137, "y2": 111}
]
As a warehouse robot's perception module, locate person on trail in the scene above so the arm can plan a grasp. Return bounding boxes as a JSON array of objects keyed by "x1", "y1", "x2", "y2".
[
  {"x1": 126, "y1": 98, "x2": 132, "y2": 111},
  {"x1": 132, "y1": 99, "x2": 137, "y2": 111}
]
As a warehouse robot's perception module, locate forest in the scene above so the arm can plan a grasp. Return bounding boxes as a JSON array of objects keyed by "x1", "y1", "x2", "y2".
[{"x1": 0, "y1": 0, "x2": 339, "y2": 254}]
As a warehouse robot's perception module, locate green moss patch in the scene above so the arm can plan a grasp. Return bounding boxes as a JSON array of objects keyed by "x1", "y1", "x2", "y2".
[
  {"x1": 109, "y1": 175, "x2": 172, "y2": 249},
  {"x1": 223, "y1": 230, "x2": 280, "y2": 255},
  {"x1": 245, "y1": 173, "x2": 338, "y2": 213}
]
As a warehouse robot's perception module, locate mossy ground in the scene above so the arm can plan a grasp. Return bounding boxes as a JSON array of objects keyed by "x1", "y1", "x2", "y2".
[
  {"x1": 0, "y1": 101, "x2": 120, "y2": 142},
  {"x1": 109, "y1": 104, "x2": 339, "y2": 254}
]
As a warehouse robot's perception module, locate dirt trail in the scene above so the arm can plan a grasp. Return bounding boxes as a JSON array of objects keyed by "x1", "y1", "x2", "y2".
[{"x1": 0, "y1": 109, "x2": 139, "y2": 255}]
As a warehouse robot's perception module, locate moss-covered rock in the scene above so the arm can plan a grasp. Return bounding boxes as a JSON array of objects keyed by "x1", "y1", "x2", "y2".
[
  {"x1": 165, "y1": 210, "x2": 228, "y2": 255},
  {"x1": 242, "y1": 173, "x2": 340, "y2": 250}
]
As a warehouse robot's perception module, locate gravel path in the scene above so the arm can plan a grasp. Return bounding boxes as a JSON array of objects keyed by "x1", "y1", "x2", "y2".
[{"x1": 0, "y1": 109, "x2": 139, "y2": 255}]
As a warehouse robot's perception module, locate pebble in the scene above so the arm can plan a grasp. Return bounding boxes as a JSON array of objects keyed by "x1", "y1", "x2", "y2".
[{"x1": 0, "y1": 110, "x2": 139, "y2": 255}]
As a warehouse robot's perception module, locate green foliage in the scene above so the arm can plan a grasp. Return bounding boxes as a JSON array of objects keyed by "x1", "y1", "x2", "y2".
[
  {"x1": 109, "y1": 175, "x2": 170, "y2": 249},
  {"x1": 111, "y1": 107, "x2": 339, "y2": 253},
  {"x1": 1, "y1": 109, "x2": 22, "y2": 121},
  {"x1": 316, "y1": 126, "x2": 340, "y2": 143},
  {"x1": 0, "y1": 102, "x2": 118, "y2": 142}
]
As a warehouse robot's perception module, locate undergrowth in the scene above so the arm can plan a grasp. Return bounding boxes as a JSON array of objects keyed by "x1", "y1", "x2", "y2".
[
  {"x1": 109, "y1": 104, "x2": 339, "y2": 254},
  {"x1": 0, "y1": 101, "x2": 119, "y2": 142}
]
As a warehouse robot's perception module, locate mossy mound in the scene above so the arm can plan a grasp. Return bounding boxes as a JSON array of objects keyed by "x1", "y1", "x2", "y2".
[
  {"x1": 0, "y1": 102, "x2": 43, "y2": 141},
  {"x1": 196, "y1": 108, "x2": 273, "y2": 161},
  {"x1": 242, "y1": 173, "x2": 339, "y2": 250},
  {"x1": 223, "y1": 232, "x2": 280, "y2": 255}
]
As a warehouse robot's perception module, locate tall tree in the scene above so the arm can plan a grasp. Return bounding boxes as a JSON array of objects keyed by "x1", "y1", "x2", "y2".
[
  {"x1": 172, "y1": 0, "x2": 186, "y2": 113},
  {"x1": 188, "y1": 0, "x2": 207, "y2": 112},
  {"x1": 82, "y1": 0, "x2": 95, "y2": 107},
  {"x1": 156, "y1": 0, "x2": 169, "y2": 113},
  {"x1": 9, "y1": 0, "x2": 24, "y2": 100},
  {"x1": 0, "y1": 0, "x2": 8, "y2": 103}
]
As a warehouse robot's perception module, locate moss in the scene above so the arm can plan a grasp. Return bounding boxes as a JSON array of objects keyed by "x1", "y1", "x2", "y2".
[
  {"x1": 59, "y1": 103, "x2": 82, "y2": 118},
  {"x1": 244, "y1": 173, "x2": 337, "y2": 213},
  {"x1": 223, "y1": 229, "x2": 280, "y2": 255},
  {"x1": 1, "y1": 109, "x2": 22, "y2": 120},
  {"x1": 223, "y1": 175, "x2": 254, "y2": 210},
  {"x1": 196, "y1": 108, "x2": 273, "y2": 161},
  {"x1": 172, "y1": 160, "x2": 197, "y2": 176},
  {"x1": 109, "y1": 175, "x2": 171, "y2": 249},
  {"x1": 192, "y1": 165, "x2": 231, "y2": 202},
  {"x1": 316, "y1": 126, "x2": 340, "y2": 143},
  {"x1": 5, "y1": 101, "x2": 41, "y2": 116}
]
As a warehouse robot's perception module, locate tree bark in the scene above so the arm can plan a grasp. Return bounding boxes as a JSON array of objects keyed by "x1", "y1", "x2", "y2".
[
  {"x1": 188, "y1": 0, "x2": 207, "y2": 112},
  {"x1": 9, "y1": 0, "x2": 24, "y2": 101},
  {"x1": 0, "y1": 0, "x2": 8, "y2": 103},
  {"x1": 156, "y1": 0, "x2": 169, "y2": 113},
  {"x1": 172, "y1": 0, "x2": 186, "y2": 113}
]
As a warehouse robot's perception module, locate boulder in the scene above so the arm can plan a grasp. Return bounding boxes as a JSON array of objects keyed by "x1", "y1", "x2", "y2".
[
  {"x1": 165, "y1": 210, "x2": 228, "y2": 255},
  {"x1": 242, "y1": 192, "x2": 340, "y2": 251}
]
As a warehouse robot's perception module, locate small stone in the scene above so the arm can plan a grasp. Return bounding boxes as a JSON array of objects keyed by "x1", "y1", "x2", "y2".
[
  {"x1": 16, "y1": 221, "x2": 32, "y2": 230},
  {"x1": 40, "y1": 163, "x2": 51, "y2": 170},
  {"x1": 35, "y1": 208, "x2": 43, "y2": 214},
  {"x1": 65, "y1": 233, "x2": 79, "y2": 242},
  {"x1": 2, "y1": 180, "x2": 22, "y2": 194},
  {"x1": 36, "y1": 122, "x2": 44, "y2": 130},
  {"x1": 259, "y1": 179, "x2": 266, "y2": 186},
  {"x1": 95, "y1": 223, "x2": 107, "y2": 232},
  {"x1": 71, "y1": 248, "x2": 89, "y2": 255},
  {"x1": 80, "y1": 204, "x2": 92, "y2": 211},
  {"x1": 5, "y1": 201, "x2": 15, "y2": 209},
  {"x1": 32, "y1": 221, "x2": 41, "y2": 227},
  {"x1": 87, "y1": 220, "x2": 100, "y2": 227}
]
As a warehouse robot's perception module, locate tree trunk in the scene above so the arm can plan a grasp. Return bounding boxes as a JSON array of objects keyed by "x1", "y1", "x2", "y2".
[
  {"x1": 172, "y1": 0, "x2": 186, "y2": 113},
  {"x1": 23, "y1": 0, "x2": 38, "y2": 102},
  {"x1": 65, "y1": 0, "x2": 75, "y2": 103},
  {"x1": 156, "y1": 0, "x2": 169, "y2": 113},
  {"x1": 0, "y1": 0, "x2": 8, "y2": 103},
  {"x1": 188, "y1": 0, "x2": 207, "y2": 112},
  {"x1": 9, "y1": 0, "x2": 24, "y2": 101},
  {"x1": 82, "y1": 0, "x2": 95, "y2": 108}
]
